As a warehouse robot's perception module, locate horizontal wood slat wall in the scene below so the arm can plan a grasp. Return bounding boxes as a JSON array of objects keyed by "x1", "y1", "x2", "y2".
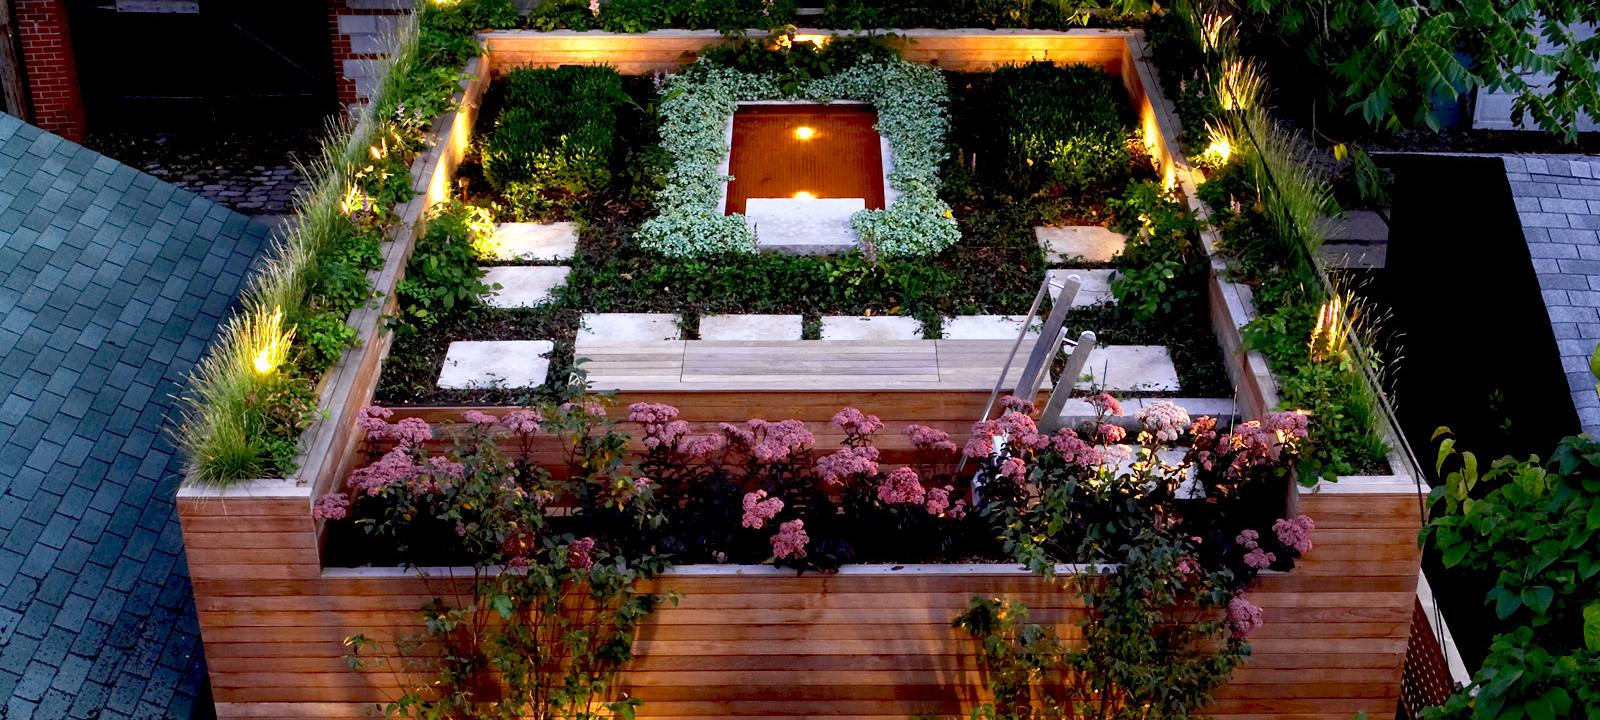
[
  {"x1": 183, "y1": 488, "x2": 1421, "y2": 719},
  {"x1": 180, "y1": 30, "x2": 1425, "y2": 720}
]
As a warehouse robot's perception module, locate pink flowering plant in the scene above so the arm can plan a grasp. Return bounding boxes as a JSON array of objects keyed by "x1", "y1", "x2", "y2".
[
  {"x1": 630, "y1": 403, "x2": 973, "y2": 570},
  {"x1": 326, "y1": 388, "x2": 674, "y2": 719},
  {"x1": 953, "y1": 394, "x2": 1319, "y2": 719}
]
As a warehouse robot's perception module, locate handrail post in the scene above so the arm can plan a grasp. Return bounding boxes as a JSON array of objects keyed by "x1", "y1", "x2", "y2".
[{"x1": 1039, "y1": 331, "x2": 1097, "y2": 432}]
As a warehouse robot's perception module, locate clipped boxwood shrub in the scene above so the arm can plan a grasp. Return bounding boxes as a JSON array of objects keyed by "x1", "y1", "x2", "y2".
[
  {"x1": 972, "y1": 61, "x2": 1133, "y2": 194},
  {"x1": 481, "y1": 66, "x2": 629, "y2": 202}
]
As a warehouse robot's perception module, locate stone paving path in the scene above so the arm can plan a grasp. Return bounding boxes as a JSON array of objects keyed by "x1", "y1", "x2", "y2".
[
  {"x1": 1036, "y1": 225, "x2": 1126, "y2": 264},
  {"x1": 84, "y1": 129, "x2": 319, "y2": 216}
]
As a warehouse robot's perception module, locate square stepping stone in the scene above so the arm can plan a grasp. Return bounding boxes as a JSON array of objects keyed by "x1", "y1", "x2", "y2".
[
  {"x1": 579, "y1": 313, "x2": 682, "y2": 342},
  {"x1": 699, "y1": 314, "x2": 804, "y2": 341},
  {"x1": 438, "y1": 340, "x2": 553, "y2": 389},
  {"x1": 1072, "y1": 345, "x2": 1180, "y2": 392},
  {"x1": 485, "y1": 222, "x2": 578, "y2": 262},
  {"x1": 819, "y1": 315, "x2": 924, "y2": 341},
  {"x1": 481, "y1": 266, "x2": 569, "y2": 308},
  {"x1": 1036, "y1": 226, "x2": 1126, "y2": 264},
  {"x1": 747, "y1": 198, "x2": 863, "y2": 255},
  {"x1": 1046, "y1": 269, "x2": 1117, "y2": 306},
  {"x1": 942, "y1": 315, "x2": 1042, "y2": 340},
  {"x1": 1057, "y1": 397, "x2": 1238, "y2": 422}
]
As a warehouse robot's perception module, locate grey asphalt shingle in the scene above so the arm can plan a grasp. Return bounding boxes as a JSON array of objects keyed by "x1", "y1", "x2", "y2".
[
  {"x1": 1507, "y1": 154, "x2": 1600, "y2": 435},
  {"x1": 0, "y1": 113, "x2": 272, "y2": 720}
]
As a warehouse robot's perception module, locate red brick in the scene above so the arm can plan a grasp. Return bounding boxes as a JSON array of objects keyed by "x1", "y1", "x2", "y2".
[{"x1": 14, "y1": 0, "x2": 85, "y2": 140}]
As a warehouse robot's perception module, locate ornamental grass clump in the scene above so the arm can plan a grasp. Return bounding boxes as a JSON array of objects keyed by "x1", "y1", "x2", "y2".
[{"x1": 178, "y1": 0, "x2": 518, "y2": 485}]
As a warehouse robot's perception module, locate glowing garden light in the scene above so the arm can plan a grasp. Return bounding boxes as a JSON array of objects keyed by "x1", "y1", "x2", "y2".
[
  {"x1": 1308, "y1": 296, "x2": 1348, "y2": 363},
  {"x1": 793, "y1": 191, "x2": 816, "y2": 200},
  {"x1": 793, "y1": 126, "x2": 816, "y2": 141},
  {"x1": 1202, "y1": 124, "x2": 1233, "y2": 165},
  {"x1": 248, "y1": 305, "x2": 295, "y2": 376}
]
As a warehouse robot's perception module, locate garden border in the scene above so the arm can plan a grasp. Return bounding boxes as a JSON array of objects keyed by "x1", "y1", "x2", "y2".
[{"x1": 177, "y1": 29, "x2": 1426, "y2": 719}]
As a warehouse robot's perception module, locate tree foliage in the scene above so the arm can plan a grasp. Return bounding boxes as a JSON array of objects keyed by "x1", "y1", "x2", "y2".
[{"x1": 1227, "y1": 0, "x2": 1600, "y2": 139}]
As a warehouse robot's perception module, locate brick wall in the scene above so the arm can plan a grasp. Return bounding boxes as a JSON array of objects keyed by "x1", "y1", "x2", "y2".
[
  {"x1": 327, "y1": 0, "x2": 412, "y2": 111},
  {"x1": 12, "y1": 0, "x2": 85, "y2": 141}
]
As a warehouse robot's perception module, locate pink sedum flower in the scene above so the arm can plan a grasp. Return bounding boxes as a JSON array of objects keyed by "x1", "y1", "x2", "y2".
[
  {"x1": 925, "y1": 486, "x2": 951, "y2": 515},
  {"x1": 877, "y1": 467, "x2": 926, "y2": 505},
  {"x1": 771, "y1": 519, "x2": 809, "y2": 559},
  {"x1": 461, "y1": 410, "x2": 498, "y2": 427},
  {"x1": 831, "y1": 407, "x2": 884, "y2": 437},
  {"x1": 1137, "y1": 400, "x2": 1191, "y2": 443},
  {"x1": 312, "y1": 493, "x2": 350, "y2": 520},
  {"x1": 1273, "y1": 514, "x2": 1315, "y2": 554},
  {"x1": 501, "y1": 409, "x2": 542, "y2": 435},
  {"x1": 999, "y1": 456, "x2": 1028, "y2": 483},
  {"x1": 1227, "y1": 595, "x2": 1265, "y2": 639},
  {"x1": 568, "y1": 537, "x2": 596, "y2": 569},
  {"x1": 1098, "y1": 423, "x2": 1127, "y2": 444},
  {"x1": 1243, "y1": 547, "x2": 1276, "y2": 569},
  {"x1": 949, "y1": 499, "x2": 968, "y2": 519},
  {"x1": 999, "y1": 395, "x2": 1037, "y2": 415},
  {"x1": 817, "y1": 446, "x2": 880, "y2": 486},
  {"x1": 741, "y1": 490, "x2": 784, "y2": 529},
  {"x1": 904, "y1": 424, "x2": 958, "y2": 453},
  {"x1": 1087, "y1": 392, "x2": 1123, "y2": 417},
  {"x1": 677, "y1": 434, "x2": 725, "y2": 458},
  {"x1": 349, "y1": 447, "x2": 419, "y2": 496},
  {"x1": 388, "y1": 417, "x2": 433, "y2": 447}
]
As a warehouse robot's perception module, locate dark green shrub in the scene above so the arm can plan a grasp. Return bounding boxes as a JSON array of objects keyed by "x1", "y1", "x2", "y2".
[
  {"x1": 1107, "y1": 180, "x2": 1203, "y2": 322},
  {"x1": 481, "y1": 66, "x2": 629, "y2": 199},
  {"x1": 969, "y1": 61, "x2": 1134, "y2": 195},
  {"x1": 396, "y1": 200, "x2": 495, "y2": 332}
]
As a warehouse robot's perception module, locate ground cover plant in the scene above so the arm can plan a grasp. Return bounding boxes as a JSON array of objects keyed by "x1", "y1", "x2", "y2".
[
  {"x1": 177, "y1": 0, "x2": 521, "y2": 485},
  {"x1": 639, "y1": 37, "x2": 960, "y2": 257},
  {"x1": 378, "y1": 34, "x2": 1230, "y2": 405},
  {"x1": 522, "y1": 0, "x2": 1154, "y2": 32}
]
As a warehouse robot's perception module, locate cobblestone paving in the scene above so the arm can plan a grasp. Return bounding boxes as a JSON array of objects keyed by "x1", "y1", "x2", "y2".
[
  {"x1": 85, "y1": 129, "x2": 322, "y2": 216},
  {"x1": 0, "y1": 114, "x2": 272, "y2": 719},
  {"x1": 1505, "y1": 154, "x2": 1600, "y2": 433}
]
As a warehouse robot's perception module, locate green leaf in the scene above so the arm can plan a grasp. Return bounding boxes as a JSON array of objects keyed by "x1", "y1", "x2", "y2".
[{"x1": 1585, "y1": 603, "x2": 1600, "y2": 652}]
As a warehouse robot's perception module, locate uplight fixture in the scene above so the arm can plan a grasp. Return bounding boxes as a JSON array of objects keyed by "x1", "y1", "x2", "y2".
[
  {"x1": 793, "y1": 191, "x2": 816, "y2": 200},
  {"x1": 793, "y1": 126, "x2": 816, "y2": 141}
]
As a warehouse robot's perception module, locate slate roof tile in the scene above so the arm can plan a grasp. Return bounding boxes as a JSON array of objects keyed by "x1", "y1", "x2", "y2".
[{"x1": 0, "y1": 115, "x2": 271, "y2": 718}]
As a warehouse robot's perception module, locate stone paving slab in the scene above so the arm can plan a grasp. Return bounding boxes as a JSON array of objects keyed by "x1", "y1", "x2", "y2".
[
  {"x1": 1073, "y1": 345, "x2": 1181, "y2": 392},
  {"x1": 699, "y1": 314, "x2": 804, "y2": 341},
  {"x1": 747, "y1": 198, "x2": 862, "y2": 255},
  {"x1": 438, "y1": 341, "x2": 553, "y2": 389},
  {"x1": 481, "y1": 266, "x2": 569, "y2": 308},
  {"x1": 1057, "y1": 397, "x2": 1238, "y2": 423},
  {"x1": 1036, "y1": 226, "x2": 1126, "y2": 264},
  {"x1": 578, "y1": 313, "x2": 682, "y2": 342},
  {"x1": 1045, "y1": 269, "x2": 1116, "y2": 306},
  {"x1": 819, "y1": 315, "x2": 924, "y2": 341},
  {"x1": 941, "y1": 315, "x2": 1042, "y2": 340},
  {"x1": 485, "y1": 222, "x2": 577, "y2": 262}
]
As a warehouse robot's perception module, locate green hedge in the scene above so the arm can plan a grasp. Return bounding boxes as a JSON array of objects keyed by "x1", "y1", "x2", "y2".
[
  {"x1": 967, "y1": 61, "x2": 1134, "y2": 195},
  {"x1": 482, "y1": 66, "x2": 629, "y2": 206}
]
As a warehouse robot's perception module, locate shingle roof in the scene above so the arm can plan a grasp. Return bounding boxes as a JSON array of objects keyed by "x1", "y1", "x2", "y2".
[
  {"x1": 1506, "y1": 154, "x2": 1600, "y2": 435},
  {"x1": 0, "y1": 113, "x2": 272, "y2": 720}
]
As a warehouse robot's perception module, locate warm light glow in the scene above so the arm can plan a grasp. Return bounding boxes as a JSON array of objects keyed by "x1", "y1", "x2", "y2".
[
  {"x1": 1203, "y1": 136, "x2": 1232, "y2": 164},
  {"x1": 340, "y1": 184, "x2": 372, "y2": 216},
  {"x1": 248, "y1": 306, "x2": 294, "y2": 376},
  {"x1": 1200, "y1": 13, "x2": 1232, "y2": 54},
  {"x1": 793, "y1": 191, "x2": 815, "y2": 200},
  {"x1": 1308, "y1": 296, "x2": 1348, "y2": 363},
  {"x1": 793, "y1": 126, "x2": 816, "y2": 141},
  {"x1": 792, "y1": 34, "x2": 832, "y2": 47}
]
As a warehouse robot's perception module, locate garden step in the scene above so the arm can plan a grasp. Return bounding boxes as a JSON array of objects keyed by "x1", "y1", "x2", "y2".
[
  {"x1": 1046, "y1": 269, "x2": 1117, "y2": 306},
  {"x1": 819, "y1": 315, "x2": 924, "y2": 341},
  {"x1": 483, "y1": 222, "x2": 577, "y2": 262},
  {"x1": 574, "y1": 339, "x2": 1050, "y2": 392},
  {"x1": 747, "y1": 197, "x2": 861, "y2": 255},
  {"x1": 1035, "y1": 225, "x2": 1125, "y2": 264},
  {"x1": 437, "y1": 340, "x2": 553, "y2": 390},
  {"x1": 1057, "y1": 397, "x2": 1239, "y2": 425},
  {"x1": 1073, "y1": 345, "x2": 1181, "y2": 392},
  {"x1": 699, "y1": 314, "x2": 804, "y2": 341},
  {"x1": 578, "y1": 313, "x2": 682, "y2": 342},
  {"x1": 940, "y1": 315, "x2": 1042, "y2": 339},
  {"x1": 480, "y1": 266, "x2": 569, "y2": 308}
]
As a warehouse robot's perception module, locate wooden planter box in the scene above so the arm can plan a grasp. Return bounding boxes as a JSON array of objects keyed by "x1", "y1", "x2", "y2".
[{"x1": 178, "y1": 29, "x2": 1426, "y2": 719}]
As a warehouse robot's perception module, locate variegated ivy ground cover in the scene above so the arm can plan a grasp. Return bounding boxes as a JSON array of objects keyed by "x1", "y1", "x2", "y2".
[{"x1": 638, "y1": 54, "x2": 961, "y2": 257}]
